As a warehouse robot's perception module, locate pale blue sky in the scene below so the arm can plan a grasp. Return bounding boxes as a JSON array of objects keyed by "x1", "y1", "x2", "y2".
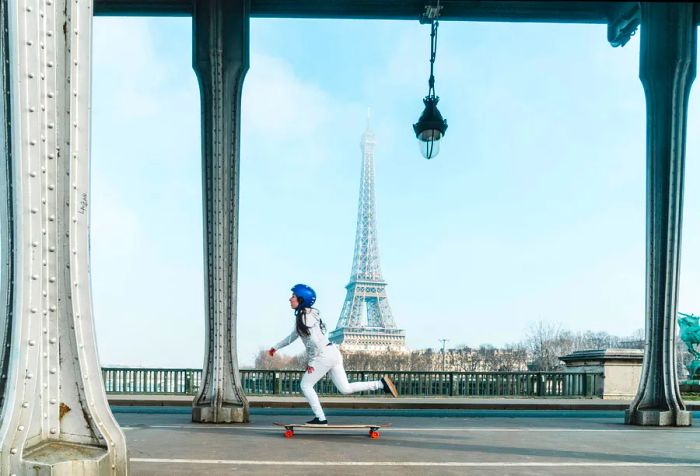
[{"x1": 90, "y1": 17, "x2": 700, "y2": 368}]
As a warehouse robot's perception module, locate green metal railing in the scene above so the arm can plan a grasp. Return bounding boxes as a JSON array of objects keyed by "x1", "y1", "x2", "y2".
[{"x1": 102, "y1": 368, "x2": 603, "y2": 398}]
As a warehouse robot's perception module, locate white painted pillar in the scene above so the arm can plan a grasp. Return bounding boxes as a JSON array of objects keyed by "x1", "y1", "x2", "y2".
[{"x1": 0, "y1": 0, "x2": 128, "y2": 473}]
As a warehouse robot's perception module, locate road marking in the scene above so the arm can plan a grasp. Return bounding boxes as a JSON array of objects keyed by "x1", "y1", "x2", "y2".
[
  {"x1": 131, "y1": 459, "x2": 700, "y2": 467},
  {"x1": 121, "y1": 424, "x2": 698, "y2": 433}
]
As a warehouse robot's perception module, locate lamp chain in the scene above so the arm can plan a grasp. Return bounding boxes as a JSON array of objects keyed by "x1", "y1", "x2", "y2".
[{"x1": 426, "y1": 1, "x2": 441, "y2": 98}]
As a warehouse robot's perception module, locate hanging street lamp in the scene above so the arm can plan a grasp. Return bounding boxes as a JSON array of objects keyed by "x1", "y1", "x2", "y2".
[{"x1": 413, "y1": 3, "x2": 448, "y2": 160}]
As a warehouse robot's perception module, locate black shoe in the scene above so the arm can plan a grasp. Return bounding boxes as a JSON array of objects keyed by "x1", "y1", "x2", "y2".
[
  {"x1": 306, "y1": 417, "x2": 328, "y2": 426},
  {"x1": 381, "y1": 375, "x2": 398, "y2": 398}
]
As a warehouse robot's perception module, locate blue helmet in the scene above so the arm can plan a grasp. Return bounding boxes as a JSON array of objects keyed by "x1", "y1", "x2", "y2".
[{"x1": 291, "y1": 284, "x2": 316, "y2": 308}]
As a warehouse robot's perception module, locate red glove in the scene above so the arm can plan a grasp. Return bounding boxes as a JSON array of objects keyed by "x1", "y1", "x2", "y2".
[
  {"x1": 306, "y1": 366, "x2": 315, "y2": 374},
  {"x1": 268, "y1": 347, "x2": 276, "y2": 357}
]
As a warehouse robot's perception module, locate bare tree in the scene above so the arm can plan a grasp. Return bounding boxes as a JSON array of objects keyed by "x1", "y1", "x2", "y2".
[
  {"x1": 253, "y1": 348, "x2": 307, "y2": 370},
  {"x1": 522, "y1": 321, "x2": 574, "y2": 371}
]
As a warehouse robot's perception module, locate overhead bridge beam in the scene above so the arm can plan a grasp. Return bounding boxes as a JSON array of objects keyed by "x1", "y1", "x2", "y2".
[{"x1": 94, "y1": 0, "x2": 622, "y2": 23}]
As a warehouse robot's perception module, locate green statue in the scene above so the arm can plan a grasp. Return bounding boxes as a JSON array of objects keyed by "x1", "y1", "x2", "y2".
[{"x1": 678, "y1": 312, "x2": 700, "y2": 379}]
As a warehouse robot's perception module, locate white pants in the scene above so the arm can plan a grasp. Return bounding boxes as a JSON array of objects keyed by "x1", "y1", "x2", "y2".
[{"x1": 300, "y1": 344, "x2": 382, "y2": 420}]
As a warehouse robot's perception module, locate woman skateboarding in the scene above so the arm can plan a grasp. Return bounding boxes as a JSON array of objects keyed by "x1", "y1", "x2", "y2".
[{"x1": 268, "y1": 284, "x2": 399, "y2": 425}]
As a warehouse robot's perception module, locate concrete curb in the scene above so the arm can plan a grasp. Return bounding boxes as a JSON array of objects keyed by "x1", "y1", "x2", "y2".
[{"x1": 107, "y1": 395, "x2": 700, "y2": 411}]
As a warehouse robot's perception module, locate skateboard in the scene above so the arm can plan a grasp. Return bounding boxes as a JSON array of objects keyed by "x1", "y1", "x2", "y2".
[{"x1": 273, "y1": 422, "x2": 390, "y2": 439}]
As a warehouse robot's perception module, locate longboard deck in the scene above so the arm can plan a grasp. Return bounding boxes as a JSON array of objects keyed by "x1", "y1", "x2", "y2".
[
  {"x1": 273, "y1": 422, "x2": 391, "y2": 439},
  {"x1": 273, "y1": 422, "x2": 390, "y2": 429}
]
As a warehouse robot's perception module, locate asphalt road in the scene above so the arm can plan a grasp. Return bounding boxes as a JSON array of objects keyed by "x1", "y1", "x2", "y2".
[{"x1": 115, "y1": 407, "x2": 700, "y2": 475}]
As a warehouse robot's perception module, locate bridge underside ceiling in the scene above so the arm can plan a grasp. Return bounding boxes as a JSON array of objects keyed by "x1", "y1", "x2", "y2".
[{"x1": 93, "y1": 0, "x2": 698, "y2": 25}]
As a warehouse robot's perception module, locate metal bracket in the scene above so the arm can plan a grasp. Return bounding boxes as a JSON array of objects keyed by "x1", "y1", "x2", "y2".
[
  {"x1": 420, "y1": 4, "x2": 443, "y2": 24},
  {"x1": 608, "y1": 2, "x2": 641, "y2": 47}
]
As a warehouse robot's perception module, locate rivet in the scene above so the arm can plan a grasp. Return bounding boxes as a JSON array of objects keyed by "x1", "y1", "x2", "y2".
[
  {"x1": 30, "y1": 307, "x2": 37, "y2": 313},
  {"x1": 48, "y1": 92, "x2": 54, "y2": 98},
  {"x1": 48, "y1": 185, "x2": 55, "y2": 190},
  {"x1": 49, "y1": 246, "x2": 55, "y2": 252},
  {"x1": 26, "y1": 373, "x2": 32, "y2": 379},
  {"x1": 49, "y1": 215, "x2": 55, "y2": 221},
  {"x1": 17, "y1": 426, "x2": 24, "y2": 431},
  {"x1": 29, "y1": 171, "x2": 36, "y2": 177},
  {"x1": 30, "y1": 208, "x2": 37, "y2": 214},
  {"x1": 50, "y1": 368, "x2": 56, "y2": 374},
  {"x1": 49, "y1": 305, "x2": 56, "y2": 311},
  {"x1": 49, "y1": 337, "x2": 56, "y2": 343},
  {"x1": 47, "y1": 31, "x2": 52, "y2": 37},
  {"x1": 32, "y1": 242, "x2": 39, "y2": 247},
  {"x1": 47, "y1": 61, "x2": 53, "y2": 67},
  {"x1": 31, "y1": 275, "x2": 38, "y2": 280},
  {"x1": 28, "y1": 340, "x2": 36, "y2": 346},
  {"x1": 42, "y1": 310, "x2": 47, "y2": 315},
  {"x1": 26, "y1": 6, "x2": 32, "y2": 12},
  {"x1": 29, "y1": 107, "x2": 35, "y2": 112},
  {"x1": 48, "y1": 153, "x2": 54, "y2": 159},
  {"x1": 10, "y1": 448, "x2": 17, "y2": 454},
  {"x1": 30, "y1": 140, "x2": 36, "y2": 145},
  {"x1": 49, "y1": 277, "x2": 55, "y2": 283},
  {"x1": 50, "y1": 399, "x2": 56, "y2": 404},
  {"x1": 28, "y1": 73, "x2": 34, "y2": 79},
  {"x1": 26, "y1": 40, "x2": 32, "y2": 46},
  {"x1": 73, "y1": 60, "x2": 78, "y2": 65},
  {"x1": 21, "y1": 402, "x2": 28, "y2": 408},
  {"x1": 48, "y1": 123, "x2": 54, "y2": 129}
]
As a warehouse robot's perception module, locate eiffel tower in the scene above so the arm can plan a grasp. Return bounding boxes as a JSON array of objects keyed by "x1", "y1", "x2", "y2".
[{"x1": 329, "y1": 120, "x2": 407, "y2": 353}]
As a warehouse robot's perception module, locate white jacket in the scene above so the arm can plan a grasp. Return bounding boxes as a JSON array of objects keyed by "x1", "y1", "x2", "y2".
[{"x1": 273, "y1": 309, "x2": 330, "y2": 367}]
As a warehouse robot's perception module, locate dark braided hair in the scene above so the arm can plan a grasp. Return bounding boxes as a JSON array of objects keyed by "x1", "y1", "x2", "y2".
[{"x1": 294, "y1": 297, "x2": 311, "y2": 337}]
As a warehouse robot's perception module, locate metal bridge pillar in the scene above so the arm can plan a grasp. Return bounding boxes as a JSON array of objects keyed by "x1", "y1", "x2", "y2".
[
  {"x1": 191, "y1": 0, "x2": 250, "y2": 423},
  {"x1": 625, "y1": 2, "x2": 697, "y2": 427},
  {"x1": 0, "y1": 0, "x2": 128, "y2": 473}
]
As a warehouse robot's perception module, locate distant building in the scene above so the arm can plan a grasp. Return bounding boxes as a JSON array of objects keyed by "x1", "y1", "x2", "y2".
[{"x1": 413, "y1": 347, "x2": 529, "y2": 372}]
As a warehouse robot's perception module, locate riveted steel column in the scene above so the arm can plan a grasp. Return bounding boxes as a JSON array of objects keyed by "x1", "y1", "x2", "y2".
[
  {"x1": 0, "y1": 0, "x2": 128, "y2": 473},
  {"x1": 0, "y1": 0, "x2": 15, "y2": 409},
  {"x1": 625, "y1": 2, "x2": 696, "y2": 427},
  {"x1": 192, "y1": 0, "x2": 250, "y2": 423}
]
